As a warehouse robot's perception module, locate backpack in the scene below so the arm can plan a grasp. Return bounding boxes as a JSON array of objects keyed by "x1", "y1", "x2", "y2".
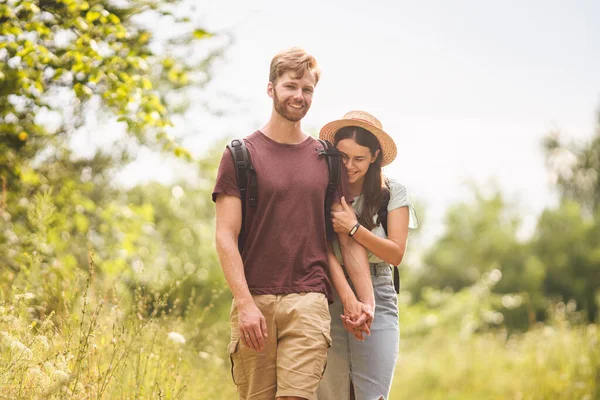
[{"x1": 227, "y1": 138, "x2": 400, "y2": 294}]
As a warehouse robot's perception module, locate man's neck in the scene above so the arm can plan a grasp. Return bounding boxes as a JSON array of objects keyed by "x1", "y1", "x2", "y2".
[{"x1": 261, "y1": 112, "x2": 308, "y2": 145}]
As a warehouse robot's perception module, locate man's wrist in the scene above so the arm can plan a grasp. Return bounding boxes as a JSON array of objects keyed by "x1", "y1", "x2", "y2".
[
  {"x1": 340, "y1": 291, "x2": 358, "y2": 306},
  {"x1": 234, "y1": 295, "x2": 254, "y2": 309},
  {"x1": 357, "y1": 293, "x2": 375, "y2": 308}
]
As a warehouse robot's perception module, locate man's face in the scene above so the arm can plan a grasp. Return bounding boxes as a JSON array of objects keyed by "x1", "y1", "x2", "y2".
[{"x1": 269, "y1": 70, "x2": 316, "y2": 122}]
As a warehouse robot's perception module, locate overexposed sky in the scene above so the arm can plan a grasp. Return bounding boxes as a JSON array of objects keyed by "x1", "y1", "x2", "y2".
[{"x1": 118, "y1": 0, "x2": 600, "y2": 247}]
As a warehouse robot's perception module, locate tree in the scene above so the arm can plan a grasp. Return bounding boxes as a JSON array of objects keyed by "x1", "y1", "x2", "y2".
[
  {"x1": 531, "y1": 201, "x2": 600, "y2": 322},
  {"x1": 409, "y1": 187, "x2": 546, "y2": 329},
  {"x1": 540, "y1": 112, "x2": 600, "y2": 321},
  {"x1": 414, "y1": 188, "x2": 529, "y2": 290},
  {"x1": 1, "y1": 0, "x2": 225, "y2": 183},
  {"x1": 544, "y1": 112, "x2": 600, "y2": 214},
  {"x1": 0, "y1": 0, "x2": 227, "y2": 314}
]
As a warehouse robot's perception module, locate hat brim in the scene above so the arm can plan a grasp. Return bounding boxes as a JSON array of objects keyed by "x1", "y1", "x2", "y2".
[{"x1": 319, "y1": 119, "x2": 397, "y2": 166}]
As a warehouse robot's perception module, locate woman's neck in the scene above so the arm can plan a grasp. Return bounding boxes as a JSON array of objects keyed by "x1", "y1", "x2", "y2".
[{"x1": 350, "y1": 180, "x2": 364, "y2": 197}]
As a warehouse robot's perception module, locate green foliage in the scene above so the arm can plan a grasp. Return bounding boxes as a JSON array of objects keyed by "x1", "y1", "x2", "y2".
[
  {"x1": 0, "y1": 0, "x2": 225, "y2": 299},
  {"x1": 544, "y1": 114, "x2": 600, "y2": 214},
  {"x1": 392, "y1": 315, "x2": 599, "y2": 399},
  {"x1": 1, "y1": 0, "x2": 599, "y2": 397},
  {"x1": 0, "y1": 266, "x2": 235, "y2": 399},
  {"x1": 533, "y1": 201, "x2": 600, "y2": 322},
  {"x1": 0, "y1": 2, "x2": 233, "y2": 395},
  {"x1": 416, "y1": 188, "x2": 526, "y2": 292}
]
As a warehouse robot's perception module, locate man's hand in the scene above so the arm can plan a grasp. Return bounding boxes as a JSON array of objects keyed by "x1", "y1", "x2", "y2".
[
  {"x1": 340, "y1": 297, "x2": 374, "y2": 341},
  {"x1": 343, "y1": 302, "x2": 374, "y2": 335},
  {"x1": 331, "y1": 196, "x2": 358, "y2": 235},
  {"x1": 237, "y1": 300, "x2": 268, "y2": 352}
]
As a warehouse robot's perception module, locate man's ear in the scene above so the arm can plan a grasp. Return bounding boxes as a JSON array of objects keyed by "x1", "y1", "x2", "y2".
[{"x1": 267, "y1": 82, "x2": 274, "y2": 99}]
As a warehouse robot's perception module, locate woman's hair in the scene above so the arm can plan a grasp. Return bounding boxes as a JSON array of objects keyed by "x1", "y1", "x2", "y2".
[{"x1": 334, "y1": 126, "x2": 389, "y2": 231}]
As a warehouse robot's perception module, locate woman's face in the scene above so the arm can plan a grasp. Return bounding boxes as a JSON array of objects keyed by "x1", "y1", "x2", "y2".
[{"x1": 336, "y1": 138, "x2": 379, "y2": 186}]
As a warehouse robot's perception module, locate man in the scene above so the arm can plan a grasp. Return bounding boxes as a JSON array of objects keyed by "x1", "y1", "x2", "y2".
[{"x1": 213, "y1": 47, "x2": 374, "y2": 400}]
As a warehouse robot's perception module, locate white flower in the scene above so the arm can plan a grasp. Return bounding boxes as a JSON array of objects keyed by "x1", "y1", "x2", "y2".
[
  {"x1": 35, "y1": 335, "x2": 50, "y2": 351},
  {"x1": 167, "y1": 331, "x2": 186, "y2": 345},
  {"x1": 27, "y1": 366, "x2": 51, "y2": 387},
  {"x1": 2, "y1": 334, "x2": 33, "y2": 361},
  {"x1": 14, "y1": 292, "x2": 35, "y2": 301},
  {"x1": 52, "y1": 370, "x2": 70, "y2": 382}
]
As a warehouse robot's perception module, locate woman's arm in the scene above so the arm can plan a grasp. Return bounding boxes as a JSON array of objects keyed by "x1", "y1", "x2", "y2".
[
  {"x1": 332, "y1": 197, "x2": 410, "y2": 266},
  {"x1": 352, "y1": 207, "x2": 409, "y2": 266}
]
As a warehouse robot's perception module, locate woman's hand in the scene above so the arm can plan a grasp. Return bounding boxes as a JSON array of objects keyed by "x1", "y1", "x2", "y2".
[{"x1": 331, "y1": 197, "x2": 358, "y2": 235}]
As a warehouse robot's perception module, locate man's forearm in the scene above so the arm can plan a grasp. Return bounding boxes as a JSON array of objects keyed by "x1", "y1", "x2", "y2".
[
  {"x1": 216, "y1": 231, "x2": 253, "y2": 307},
  {"x1": 339, "y1": 235, "x2": 374, "y2": 306},
  {"x1": 327, "y1": 243, "x2": 357, "y2": 305}
]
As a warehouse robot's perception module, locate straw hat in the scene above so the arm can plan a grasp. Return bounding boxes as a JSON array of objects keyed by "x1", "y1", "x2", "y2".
[{"x1": 319, "y1": 110, "x2": 397, "y2": 166}]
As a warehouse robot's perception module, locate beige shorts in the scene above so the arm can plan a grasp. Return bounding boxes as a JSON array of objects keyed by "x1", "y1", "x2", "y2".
[{"x1": 228, "y1": 292, "x2": 332, "y2": 400}]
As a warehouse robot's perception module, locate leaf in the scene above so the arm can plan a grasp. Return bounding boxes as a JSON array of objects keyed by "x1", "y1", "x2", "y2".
[
  {"x1": 85, "y1": 11, "x2": 101, "y2": 23},
  {"x1": 20, "y1": 167, "x2": 40, "y2": 185},
  {"x1": 193, "y1": 29, "x2": 212, "y2": 40}
]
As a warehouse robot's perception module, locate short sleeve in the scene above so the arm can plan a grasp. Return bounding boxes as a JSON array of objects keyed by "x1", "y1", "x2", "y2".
[
  {"x1": 335, "y1": 161, "x2": 354, "y2": 205},
  {"x1": 387, "y1": 180, "x2": 418, "y2": 229},
  {"x1": 212, "y1": 148, "x2": 242, "y2": 202}
]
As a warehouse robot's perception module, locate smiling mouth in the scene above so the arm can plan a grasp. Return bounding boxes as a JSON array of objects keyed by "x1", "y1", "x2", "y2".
[{"x1": 289, "y1": 104, "x2": 303, "y2": 109}]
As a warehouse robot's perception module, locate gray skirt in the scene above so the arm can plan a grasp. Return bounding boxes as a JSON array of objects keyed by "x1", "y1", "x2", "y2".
[{"x1": 317, "y1": 263, "x2": 399, "y2": 400}]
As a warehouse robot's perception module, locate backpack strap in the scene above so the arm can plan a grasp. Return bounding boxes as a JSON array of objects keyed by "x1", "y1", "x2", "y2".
[
  {"x1": 377, "y1": 179, "x2": 400, "y2": 293},
  {"x1": 227, "y1": 139, "x2": 257, "y2": 252},
  {"x1": 377, "y1": 178, "x2": 391, "y2": 236},
  {"x1": 317, "y1": 139, "x2": 340, "y2": 241}
]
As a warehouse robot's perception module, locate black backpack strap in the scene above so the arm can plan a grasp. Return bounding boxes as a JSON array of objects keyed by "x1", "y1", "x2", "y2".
[
  {"x1": 377, "y1": 179, "x2": 399, "y2": 293},
  {"x1": 317, "y1": 139, "x2": 340, "y2": 241},
  {"x1": 393, "y1": 266, "x2": 400, "y2": 294},
  {"x1": 226, "y1": 139, "x2": 257, "y2": 252},
  {"x1": 377, "y1": 178, "x2": 391, "y2": 236}
]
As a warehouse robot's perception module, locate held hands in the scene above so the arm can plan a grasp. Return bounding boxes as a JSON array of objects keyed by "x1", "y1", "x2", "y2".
[
  {"x1": 340, "y1": 296, "x2": 374, "y2": 341},
  {"x1": 237, "y1": 300, "x2": 268, "y2": 352},
  {"x1": 331, "y1": 197, "x2": 358, "y2": 235}
]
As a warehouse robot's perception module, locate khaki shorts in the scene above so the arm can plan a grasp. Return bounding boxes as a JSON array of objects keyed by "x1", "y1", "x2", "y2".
[{"x1": 228, "y1": 292, "x2": 332, "y2": 400}]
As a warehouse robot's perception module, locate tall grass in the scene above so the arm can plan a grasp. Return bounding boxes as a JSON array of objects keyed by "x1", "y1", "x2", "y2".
[
  {"x1": 392, "y1": 321, "x2": 599, "y2": 399},
  {"x1": 391, "y1": 281, "x2": 600, "y2": 400},
  {"x1": 0, "y1": 253, "x2": 235, "y2": 399},
  {"x1": 2, "y1": 184, "x2": 598, "y2": 399}
]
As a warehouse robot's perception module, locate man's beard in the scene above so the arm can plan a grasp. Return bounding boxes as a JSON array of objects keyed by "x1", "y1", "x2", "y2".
[{"x1": 273, "y1": 89, "x2": 308, "y2": 122}]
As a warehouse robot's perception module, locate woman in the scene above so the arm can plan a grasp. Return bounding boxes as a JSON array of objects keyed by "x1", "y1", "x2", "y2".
[{"x1": 317, "y1": 111, "x2": 418, "y2": 400}]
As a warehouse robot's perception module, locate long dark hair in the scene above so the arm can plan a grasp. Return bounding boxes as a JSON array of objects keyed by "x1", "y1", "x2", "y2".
[{"x1": 334, "y1": 126, "x2": 389, "y2": 231}]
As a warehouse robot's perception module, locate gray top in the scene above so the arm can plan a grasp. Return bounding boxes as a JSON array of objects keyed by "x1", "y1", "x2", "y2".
[{"x1": 332, "y1": 179, "x2": 418, "y2": 264}]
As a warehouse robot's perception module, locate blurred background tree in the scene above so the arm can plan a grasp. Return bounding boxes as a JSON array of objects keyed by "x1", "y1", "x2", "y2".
[
  {"x1": 538, "y1": 113, "x2": 600, "y2": 322},
  {"x1": 406, "y1": 112, "x2": 600, "y2": 329}
]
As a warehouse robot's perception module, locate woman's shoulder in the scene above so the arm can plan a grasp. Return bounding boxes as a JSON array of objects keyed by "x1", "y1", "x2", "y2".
[
  {"x1": 386, "y1": 178, "x2": 408, "y2": 200},
  {"x1": 385, "y1": 178, "x2": 419, "y2": 229}
]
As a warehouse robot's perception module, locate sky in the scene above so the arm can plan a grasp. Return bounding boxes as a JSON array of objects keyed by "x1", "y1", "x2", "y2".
[{"x1": 114, "y1": 0, "x2": 600, "y2": 248}]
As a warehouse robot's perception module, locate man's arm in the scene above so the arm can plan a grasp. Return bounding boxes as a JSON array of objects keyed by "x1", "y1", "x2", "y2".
[
  {"x1": 215, "y1": 194, "x2": 267, "y2": 352},
  {"x1": 326, "y1": 243, "x2": 370, "y2": 340},
  {"x1": 333, "y1": 203, "x2": 375, "y2": 320}
]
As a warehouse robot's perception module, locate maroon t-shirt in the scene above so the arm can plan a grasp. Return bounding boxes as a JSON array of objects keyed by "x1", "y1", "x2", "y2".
[{"x1": 212, "y1": 130, "x2": 353, "y2": 301}]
